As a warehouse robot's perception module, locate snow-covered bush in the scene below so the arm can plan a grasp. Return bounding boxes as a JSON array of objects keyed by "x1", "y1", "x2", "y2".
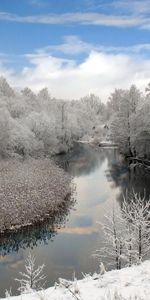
[
  {"x1": 15, "y1": 253, "x2": 46, "y2": 294},
  {"x1": 25, "y1": 111, "x2": 59, "y2": 155},
  {"x1": 9, "y1": 118, "x2": 44, "y2": 156}
]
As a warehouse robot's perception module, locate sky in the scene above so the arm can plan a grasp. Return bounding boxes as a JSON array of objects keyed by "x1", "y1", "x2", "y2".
[{"x1": 1, "y1": 0, "x2": 150, "y2": 101}]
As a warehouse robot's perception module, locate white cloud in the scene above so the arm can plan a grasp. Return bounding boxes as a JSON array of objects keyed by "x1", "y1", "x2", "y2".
[
  {"x1": 1, "y1": 47, "x2": 149, "y2": 103},
  {"x1": 0, "y1": 61, "x2": 15, "y2": 79},
  {"x1": 2, "y1": 0, "x2": 150, "y2": 29},
  {"x1": 35, "y1": 36, "x2": 150, "y2": 56},
  {"x1": 29, "y1": 0, "x2": 48, "y2": 8},
  {"x1": 0, "y1": 11, "x2": 148, "y2": 28},
  {"x1": 112, "y1": 0, "x2": 150, "y2": 15},
  {"x1": 37, "y1": 36, "x2": 94, "y2": 55}
]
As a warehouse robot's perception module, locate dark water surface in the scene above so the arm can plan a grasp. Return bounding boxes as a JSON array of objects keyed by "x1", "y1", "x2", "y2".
[{"x1": 0, "y1": 144, "x2": 149, "y2": 297}]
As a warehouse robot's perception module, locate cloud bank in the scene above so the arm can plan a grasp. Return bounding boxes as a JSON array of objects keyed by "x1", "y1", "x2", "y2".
[
  {"x1": 0, "y1": 11, "x2": 149, "y2": 29},
  {"x1": 0, "y1": 51, "x2": 149, "y2": 102}
]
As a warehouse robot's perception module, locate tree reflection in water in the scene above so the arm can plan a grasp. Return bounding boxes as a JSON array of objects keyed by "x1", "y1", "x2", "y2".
[
  {"x1": 0, "y1": 193, "x2": 76, "y2": 256},
  {"x1": 55, "y1": 143, "x2": 106, "y2": 176},
  {"x1": 106, "y1": 149, "x2": 150, "y2": 203}
]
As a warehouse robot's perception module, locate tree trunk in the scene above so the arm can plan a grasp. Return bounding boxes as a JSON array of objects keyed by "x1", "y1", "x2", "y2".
[
  {"x1": 119, "y1": 241, "x2": 122, "y2": 269},
  {"x1": 139, "y1": 224, "x2": 142, "y2": 262},
  {"x1": 129, "y1": 239, "x2": 132, "y2": 267},
  {"x1": 113, "y1": 224, "x2": 119, "y2": 269}
]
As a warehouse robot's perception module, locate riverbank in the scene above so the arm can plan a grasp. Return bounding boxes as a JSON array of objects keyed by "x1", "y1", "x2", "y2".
[
  {"x1": 0, "y1": 158, "x2": 72, "y2": 233},
  {"x1": 78, "y1": 139, "x2": 118, "y2": 148},
  {"x1": 2, "y1": 260, "x2": 150, "y2": 299}
]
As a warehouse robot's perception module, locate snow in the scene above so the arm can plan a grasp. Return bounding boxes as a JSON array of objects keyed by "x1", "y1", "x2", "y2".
[
  {"x1": 2, "y1": 261, "x2": 150, "y2": 299},
  {"x1": 78, "y1": 139, "x2": 118, "y2": 148},
  {"x1": 0, "y1": 158, "x2": 72, "y2": 233}
]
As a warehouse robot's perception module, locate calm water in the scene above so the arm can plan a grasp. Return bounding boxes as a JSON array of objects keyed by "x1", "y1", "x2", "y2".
[{"x1": 0, "y1": 144, "x2": 149, "y2": 297}]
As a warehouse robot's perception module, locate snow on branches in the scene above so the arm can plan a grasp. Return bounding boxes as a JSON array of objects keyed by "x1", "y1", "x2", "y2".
[
  {"x1": 122, "y1": 190, "x2": 150, "y2": 264},
  {"x1": 95, "y1": 190, "x2": 150, "y2": 269},
  {"x1": 15, "y1": 253, "x2": 46, "y2": 294}
]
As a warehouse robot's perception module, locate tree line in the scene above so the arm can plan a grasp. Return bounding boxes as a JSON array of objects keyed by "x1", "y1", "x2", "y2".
[
  {"x1": 0, "y1": 76, "x2": 150, "y2": 159},
  {"x1": 0, "y1": 77, "x2": 105, "y2": 158}
]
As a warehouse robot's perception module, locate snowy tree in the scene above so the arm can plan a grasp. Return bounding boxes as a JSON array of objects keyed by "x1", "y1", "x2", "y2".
[
  {"x1": 15, "y1": 253, "x2": 46, "y2": 294},
  {"x1": 9, "y1": 118, "x2": 43, "y2": 156},
  {"x1": 95, "y1": 205, "x2": 125, "y2": 270},
  {"x1": 21, "y1": 87, "x2": 36, "y2": 99},
  {"x1": 81, "y1": 94, "x2": 105, "y2": 117},
  {"x1": 37, "y1": 88, "x2": 51, "y2": 112},
  {"x1": 128, "y1": 85, "x2": 141, "y2": 114},
  {"x1": 109, "y1": 86, "x2": 142, "y2": 156},
  {"x1": 109, "y1": 89, "x2": 131, "y2": 154},
  {"x1": 21, "y1": 87, "x2": 38, "y2": 112},
  {"x1": 38, "y1": 88, "x2": 50, "y2": 101},
  {"x1": 96, "y1": 190, "x2": 150, "y2": 269},
  {"x1": 107, "y1": 84, "x2": 150, "y2": 159},
  {"x1": 0, "y1": 77, "x2": 15, "y2": 97},
  {"x1": 145, "y1": 82, "x2": 150, "y2": 95},
  {"x1": 121, "y1": 190, "x2": 150, "y2": 264},
  {"x1": 25, "y1": 111, "x2": 59, "y2": 154},
  {"x1": 130, "y1": 97, "x2": 150, "y2": 158},
  {"x1": 107, "y1": 89, "x2": 126, "y2": 116}
]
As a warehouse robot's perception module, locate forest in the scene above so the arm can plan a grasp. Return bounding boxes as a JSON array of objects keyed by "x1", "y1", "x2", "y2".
[
  {"x1": 0, "y1": 76, "x2": 150, "y2": 160},
  {"x1": 0, "y1": 77, "x2": 105, "y2": 158}
]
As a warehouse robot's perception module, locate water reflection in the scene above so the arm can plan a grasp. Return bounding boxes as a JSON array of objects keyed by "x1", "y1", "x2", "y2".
[
  {"x1": 55, "y1": 143, "x2": 106, "y2": 176},
  {"x1": 0, "y1": 144, "x2": 149, "y2": 297},
  {"x1": 106, "y1": 151, "x2": 150, "y2": 200},
  {"x1": 0, "y1": 193, "x2": 75, "y2": 256}
]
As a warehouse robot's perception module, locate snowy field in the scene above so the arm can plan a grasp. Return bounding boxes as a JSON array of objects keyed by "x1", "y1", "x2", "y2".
[
  {"x1": 0, "y1": 158, "x2": 72, "y2": 232},
  {"x1": 2, "y1": 260, "x2": 150, "y2": 300}
]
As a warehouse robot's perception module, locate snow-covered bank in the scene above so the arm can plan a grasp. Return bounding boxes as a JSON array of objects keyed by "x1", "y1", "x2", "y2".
[
  {"x1": 78, "y1": 139, "x2": 118, "y2": 147},
  {"x1": 3, "y1": 261, "x2": 150, "y2": 299},
  {"x1": 0, "y1": 158, "x2": 72, "y2": 233}
]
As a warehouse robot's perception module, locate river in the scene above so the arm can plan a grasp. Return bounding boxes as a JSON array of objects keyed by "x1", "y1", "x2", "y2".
[{"x1": 0, "y1": 144, "x2": 149, "y2": 297}]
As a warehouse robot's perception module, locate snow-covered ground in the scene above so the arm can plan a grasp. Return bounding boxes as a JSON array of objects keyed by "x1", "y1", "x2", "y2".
[
  {"x1": 0, "y1": 158, "x2": 72, "y2": 232},
  {"x1": 3, "y1": 261, "x2": 150, "y2": 300}
]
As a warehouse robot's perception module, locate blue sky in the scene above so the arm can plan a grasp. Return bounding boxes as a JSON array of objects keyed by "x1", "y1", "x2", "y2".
[{"x1": 1, "y1": 0, "x2": 150, "y2": 101}]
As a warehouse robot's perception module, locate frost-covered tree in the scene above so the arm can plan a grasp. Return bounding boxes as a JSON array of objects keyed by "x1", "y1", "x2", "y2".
[
  {"x1": 15, "y1": 253, "x2": 46, "y2": 294},
  {"x1": 37, "y1": 88, "x2": 51, "y2": 112},
  {"x1": 145, "y1": 82, "x2": 150, "y2": 95},
  {"x1": 107, "y1": 84, "x2": 150, "y2": 159},
  {"x1": 0, "y1": 76, "x2": 15, "y2": 97},
  {"x1": 107, "y1": 89, "x2": 125, "y2": 116},
  {"x1": 109, "y1": 86, "x2": 142, "y2": 156},
  {"x1": 21, "y1": 87, "x2": 36, "y2": 99},
  {"x1": 95, "y1": 205, "x2": 125, "y2": 270},
  {"x1": 96, "y1": 191, "x2": 150, "y2": 269},
  {"x1": 130, "y1": 96, "x2": 150, "y2": 158},
  {"x1": 38, "y1": 88, "x2": 50, "y2": 101},
  {"x1": 9, "y1": 118, "x2": 43, "y2": 156},
  {"x1": 25, "y1": 111, "x2": 59, "y2": 154},
  {"x1": 122, "y1": 191, "x2": 150, "y2": 264},
  {"x1": 21, "y1": 87, "x2": 38, "y2": 112}
]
